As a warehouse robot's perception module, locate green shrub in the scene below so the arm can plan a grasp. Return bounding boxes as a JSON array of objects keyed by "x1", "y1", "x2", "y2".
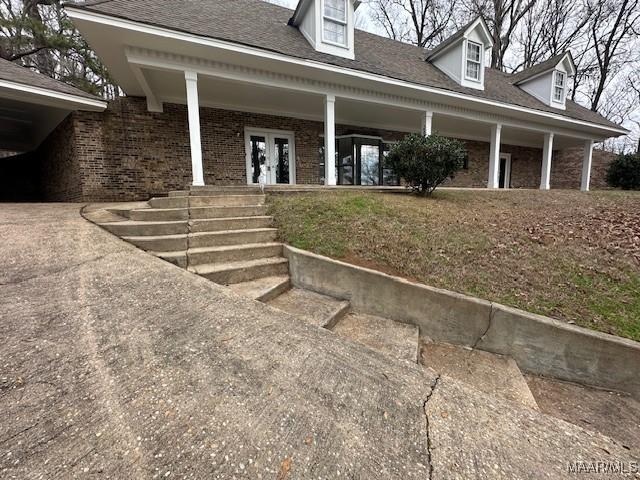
[
  {"x1": 607, "y1": 153, "x2": 640, "y2": 190},
  {"x1": 386, "y1": 133, "x2": 466, "y2": 195}
]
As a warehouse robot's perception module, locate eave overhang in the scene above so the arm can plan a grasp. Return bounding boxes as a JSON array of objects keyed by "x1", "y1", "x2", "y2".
[{"x1": 64, "y1": 6, "x2": 628, "y2": 140}]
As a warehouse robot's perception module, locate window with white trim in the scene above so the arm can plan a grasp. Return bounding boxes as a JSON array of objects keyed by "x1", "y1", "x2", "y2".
[
  {"x1": 553, "y1": 70, "x2": 566, "y2": 102},
  {"x1": 465, "y1": 40, "x2": 482, "y2": 81},
  {"x1": 323, "y1": 0, "x2": 347, "y2": 47}
]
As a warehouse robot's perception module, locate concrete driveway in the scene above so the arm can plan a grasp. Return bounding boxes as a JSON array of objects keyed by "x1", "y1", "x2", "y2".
[{"x1": 0, "y1": 204, "x2": 636, "y2": 479}]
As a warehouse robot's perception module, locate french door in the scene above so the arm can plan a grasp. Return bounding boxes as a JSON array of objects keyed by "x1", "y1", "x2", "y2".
[{"x1": 245, "y1": 129, "x2": 295, "y2": 185}]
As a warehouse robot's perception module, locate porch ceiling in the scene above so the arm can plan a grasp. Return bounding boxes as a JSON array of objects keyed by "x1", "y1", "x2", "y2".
[{"x1": 140, "y1": 67, "x2": 585, "y2": 150}]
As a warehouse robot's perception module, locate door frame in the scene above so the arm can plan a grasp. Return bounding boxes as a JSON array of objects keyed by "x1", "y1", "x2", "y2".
[
  {"x1": 499, "y1": 152, "x2": 512, "y2": 189},
  {"x1": 244, "y1": 127, "x2": 296, "y2": 185}
]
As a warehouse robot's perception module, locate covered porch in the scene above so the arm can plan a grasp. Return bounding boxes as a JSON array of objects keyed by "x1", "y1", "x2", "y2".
[
  {"x1": 133, "y1": 58, "x2": 599, "y2": 192},
  {"x1": 65, "y1": 9, "x2": 612, "y2": 194}
]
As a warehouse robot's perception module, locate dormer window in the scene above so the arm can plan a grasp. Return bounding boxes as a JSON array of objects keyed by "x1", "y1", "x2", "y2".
[
  {"x1": 425, "y1": 17, "x2": 492, "y2": 91},
  {"x1": 289, "y1": 0, "x2": 356, "y2": 60},
  {"x1": 323, "y1": 0, "x2": 347, "y2": 47},
  {"x1": 465, "y1": 41, "x2": 482, "y2": 82},
  {"x1": 553, "y1": 71, "x2": 566, "y2": 103}
]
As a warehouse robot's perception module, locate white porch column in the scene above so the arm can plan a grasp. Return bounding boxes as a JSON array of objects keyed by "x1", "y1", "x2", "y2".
[
  {"x1": 487, "y1": 123, "x2": 502, "y2": 188},
  {"x1": 421, "y1": 111, "x2": 433, "y2": 136},
  {"x1": 540, "y1": 132, "x2": 554, "y2": 190},
  {"x1": 581, "y1": 140, "x2": 594, "y2": 192},
  {"x1": 324, "y1": 94, "x2": 337, "y2": 186},
  {"x1": 185, "y1": 71, "x2": 204, "y2": 186}
]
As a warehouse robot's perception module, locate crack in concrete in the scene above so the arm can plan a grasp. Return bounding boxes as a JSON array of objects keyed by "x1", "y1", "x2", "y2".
[
  {"x1": 423, "y1": 374, "x2": 441, "y2": 480},
  {"x1": 471, "y1": 303, "x2": 496, "y2": 351},
  {"x1": 186, "y1": 195, "x2": 193, "y2": 271}
]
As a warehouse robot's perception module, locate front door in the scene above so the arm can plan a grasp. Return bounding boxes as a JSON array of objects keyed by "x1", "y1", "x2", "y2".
[
  {"x1": 245, "y1": 129, "x2": 295, "y2": 185},
  {"x1": 498, "y1": 153, "x2": 512, "y2": 189}
]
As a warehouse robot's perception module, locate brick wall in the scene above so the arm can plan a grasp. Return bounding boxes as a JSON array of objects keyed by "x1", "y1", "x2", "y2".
[
  {"x1": 38, "y1": 115, "x2": 83, "y2": 201},
  {"x1": 33, "y1": 97, "x2": 614, "y2": 201},
  {"x1": 552, "y1": 147, "x2": 615, "y2": 190}
]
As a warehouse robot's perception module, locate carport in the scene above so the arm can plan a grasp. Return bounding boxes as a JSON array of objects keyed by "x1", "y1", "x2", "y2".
[{"x1": 0, "y1": 58, "x2": 106, "y2": 200}]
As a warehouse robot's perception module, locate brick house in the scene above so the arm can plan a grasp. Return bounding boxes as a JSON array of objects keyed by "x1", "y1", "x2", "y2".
[{"x1": 2, "y1": 0, "x2": 629, "y2": 201}]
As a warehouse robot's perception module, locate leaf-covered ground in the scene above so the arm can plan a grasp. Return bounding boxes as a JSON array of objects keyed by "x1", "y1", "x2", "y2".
[{"x1": 268, "y1": 189, "x2": 640, "y2": 342}]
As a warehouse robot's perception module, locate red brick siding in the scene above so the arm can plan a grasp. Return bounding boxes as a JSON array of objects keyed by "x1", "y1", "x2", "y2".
[
  {"x1": 552, "y1": 147, "x2": 615, "y2": 189},
  {"x1": 38, "y1": 114, "x2": 83, "y2": 201},
  {"x1": 34, "y1": 97, "x2": 613, "y2": 201}
]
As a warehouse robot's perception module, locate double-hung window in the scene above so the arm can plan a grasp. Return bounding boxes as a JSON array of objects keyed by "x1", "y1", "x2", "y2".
[
  {"x1": 553, "y1": 71, "x2": 566, "y2": 102},
  {"x1": 465, "y1": 40, "x2": 482, "y2": 81},
  {"x1": 323, "y1": 0, "x2": 347, "y2": 46}
]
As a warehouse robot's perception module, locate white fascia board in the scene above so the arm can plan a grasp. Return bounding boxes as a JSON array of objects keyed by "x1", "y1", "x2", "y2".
[
  {"x1": 0, "y1": 78, "x2": 107, "y2": 111},
  {"x1": 64, "y1": 7, "x2": 628, "y2": 136}
]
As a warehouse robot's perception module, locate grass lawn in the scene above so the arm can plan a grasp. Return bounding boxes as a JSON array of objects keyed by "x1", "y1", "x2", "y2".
[{"x1": 268, "y1": 189, "x2": 640, "y2": 342}]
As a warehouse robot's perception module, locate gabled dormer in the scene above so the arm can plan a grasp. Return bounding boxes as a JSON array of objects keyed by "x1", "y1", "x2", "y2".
[
  {"x1": 289, "y1": 0, "x2": 359, "y2": 60},
  {"x1": 425, "y1": 17, "x2": 493, "y2": 91},
  {"x1": 511, "y1": 52, "x2": 576, "y2": 110}
]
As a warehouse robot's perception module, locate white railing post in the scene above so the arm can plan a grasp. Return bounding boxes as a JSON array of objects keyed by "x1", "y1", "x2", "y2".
[
  {"x1": 421, "y1": 111, "x2": 433, "y2": 136},
  {"x1": 540, "y1": 132, "x2": 554, "y2": 190},
  {"x1": 487, "y1": 123, "x2": 502, "y2": 188},
  {"x1": 581, "y1": 140, "x2": 594, "y2": 192},
  {"x1": 185, "y1": 70, "x2": 204, "y2": 186},
  {"x1": 324, "y1": 94, "x2": 337, "y2": 186}
]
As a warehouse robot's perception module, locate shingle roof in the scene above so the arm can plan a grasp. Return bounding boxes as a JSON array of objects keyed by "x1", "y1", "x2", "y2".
[
  {"x1": 0, "y1": 57, "x2": 100, "y2": 100},
  {"x1": 68, "y1": 0, "x2": 620, "y2": 130},
  {"x1": 509, "y1": 52, "x2": 574, "y2": 85},
  {"x1": 424, "y1": 16, "x2": 478, "y2": 61}
]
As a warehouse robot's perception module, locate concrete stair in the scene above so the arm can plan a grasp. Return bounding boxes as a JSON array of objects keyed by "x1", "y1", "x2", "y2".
[
  {"x1": 420, "y1": 338, "x2": 539, "y2": 409},
  {"x1": 228, "y1": 275, "x2": 291, "y2": 302},
  {"x1": 331, "y1": 312, "x2": 421, "y2": 363},
  {"x1": 191, "y1": 257, "x2": 289, "y2": 284},
  {"x1": 97, "y1": 186, "x2": 288, "y2": 286},
  {"x1": 267, "y1": 287, "x2": 350, "y2": 329},
  {"x1": 93, "y1": 186, "x2": 539, "y2": 413}
]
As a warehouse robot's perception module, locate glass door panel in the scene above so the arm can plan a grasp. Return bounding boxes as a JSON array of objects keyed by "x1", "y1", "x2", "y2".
[
  {"x1": 359, "y1": 144, "x2": 380, "y2": 185},
  {"x1": 273, "y1": 137, "x2": 290, "y2": 184},
  {"x1": 337, "y1": 137, "x2": 354, "y2": 185},
  {"x1": 249, "y1": 135, "x2": 267, "y2": 184}
]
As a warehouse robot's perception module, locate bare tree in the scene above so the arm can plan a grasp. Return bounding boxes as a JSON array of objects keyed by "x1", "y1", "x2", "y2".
[
  {"x1": 0, "y1": 0, "x2": 118, "y2": 97},
  {"x1": 461, "y1": 0, "x2": 537, "y2": 70},
  {"x1": 513, "y1": 0, "x2": 591, "y2": 71},
  {"x1": 586, "y1": 0, "x2": 640, "y2": 111},
  {"x1": 366, "y1": 0, "x2": 459, "y2": 49}
]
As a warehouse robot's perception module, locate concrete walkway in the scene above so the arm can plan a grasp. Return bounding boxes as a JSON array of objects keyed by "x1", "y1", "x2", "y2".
[{"x1": 0, "y1": 204, "x2": 636, "y2": 479}]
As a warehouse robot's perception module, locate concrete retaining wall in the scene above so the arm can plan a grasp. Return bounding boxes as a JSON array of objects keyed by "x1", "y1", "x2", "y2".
[{"x1": 284, "y1": 245, "x2": 640, "y2": 399}]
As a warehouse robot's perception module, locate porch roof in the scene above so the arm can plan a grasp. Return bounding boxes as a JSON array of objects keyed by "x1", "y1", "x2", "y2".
[{"x1": 68, "y1": 0, "x2": 621, "y2": 132}]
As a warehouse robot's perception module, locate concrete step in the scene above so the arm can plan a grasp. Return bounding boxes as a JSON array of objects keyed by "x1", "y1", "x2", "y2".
[
  {"x1": 122, "y1": 234, "x2": 187, "y2": 252},
  {"x1": 190, "y1": 216, "x2": 272, "y2": 233},
  {"x1": 190, "y1": 205, "x2": 268, "y2": 219},
  {"x1": 420, "y1": 339, "x2": 539, "y2": 410},
  {"x1": 129, "y1": 207, "x2": 189, "y2": 221},
  {"x1": 189, "y1": 228, "x2": 278, "y2": 248},
  {"x1": 152, "y1": 250, "x2": 188, "y2": 268},
  {"x1": 267, "y1": 288, "x2": 350, "y2": 329},
  {"x1": 169, "y1": 187, "x2": 262, "y2": 197},
  {"x1": 188, "y1": 242, "x2": 283, "y2": 265},
  {"x1": 191, "y1": 257, "x2": 289, "y2": 284},
  {"x1": 188, "y1": 185, "x2": 263, "y2": 195},
  {"x1": 107, "y1": 208, "x2": 132, "y2": 219},
  {"x1": 99, "y1": 220, "x2": 188, "y2": 236},
  {"x1": 228, "y1": 275, "x2": 291, "y2": 302},
  {"x1": 331, "y1": 313, "x2": 420, "y2": 363},
  {"x1": 149, "y1": 195, "x2": 266, "y2": 209}
]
